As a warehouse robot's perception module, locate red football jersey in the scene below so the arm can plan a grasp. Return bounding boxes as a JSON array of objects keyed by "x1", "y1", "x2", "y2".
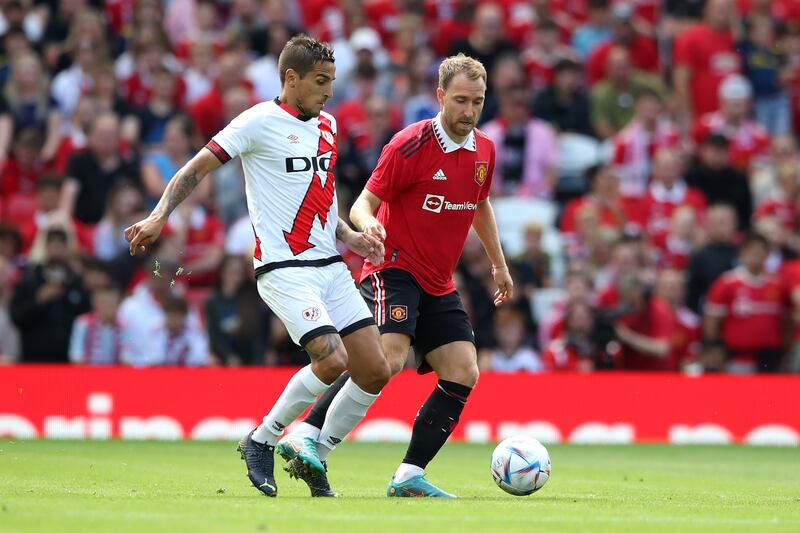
[
  {"x1": 631, "y1": 182, "x2": 707, "y2": 243},
  {"x1": 616, "y1": 295, "x2": 679, "y2": 371},
  {"x1": 362, "y1": 115, "x2": 495, "y2": 295},
  {"x1": 705, "y1": 268, "x2": 785, "y2": 351}
]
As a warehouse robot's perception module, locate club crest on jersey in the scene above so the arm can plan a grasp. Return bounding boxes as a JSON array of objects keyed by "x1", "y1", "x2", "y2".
[
  {"x1": 475, "y1": 161, "x2": 489, "y2": 186},
  {"x1": 390, "y1": 305, "x2": 408, "y2": 322},
  {"x1": 302, "y1": 306, "x2": 321, "y2": 321},
  {"x1": 321, "y1": 130, "x2": 334, "y2": 145}
]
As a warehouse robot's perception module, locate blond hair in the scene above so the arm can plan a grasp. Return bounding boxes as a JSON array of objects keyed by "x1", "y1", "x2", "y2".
[{"x1": 438, "y1": 54, "x2": 487, "y2": 90}]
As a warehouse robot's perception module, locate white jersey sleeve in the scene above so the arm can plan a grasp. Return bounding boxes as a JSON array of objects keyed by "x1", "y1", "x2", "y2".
[{"x1": 208, "y1": 105, "x2": 263, "y2": 159}]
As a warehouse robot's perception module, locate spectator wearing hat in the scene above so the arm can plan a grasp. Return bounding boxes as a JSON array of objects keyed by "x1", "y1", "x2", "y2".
[
  {"x1": 692, "y1": 73, "x2": 771, "y2": 171},
  {"x1": 587, "y1": 2, "x2": 660, "y2": 85}
]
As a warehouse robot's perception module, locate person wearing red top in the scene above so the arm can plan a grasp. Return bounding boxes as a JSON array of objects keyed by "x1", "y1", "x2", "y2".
[
  {"x1": 704, "y1": 233, "x2": 786, "y2": 373},
  {"x1": 614, "y1": 273, "x2": 680, "y2": 371},
  {"x1": 586, "y1": 3, "x2": 659, "y2": 85},
  {"x1": 657, "y1": 268, "x2": 701, "y2": 366},
  {"x1": 630, "y1": 147, "x2": 707, "y2": 245},
  {"x1": 541, "y1": 301, "x2": 604, "y2": 371},
  {"x1": 560, "y1": 164, "x2": 627, "y2": 247},
  {"x1": 753, "y1": 162, "x2": 798, "y2": 232},
  {"x1": 692, "y1": 74, "x2": 771, "y2": 171},
  {"x1": 188, "y1": 52, "x2": 254, "y2": 140},
  {"x1": 673, "y1": 0, "x2": 741, "y2": 120},
  {"x1": 292, "y1": 55, "x2": 512, "y2": 498}
]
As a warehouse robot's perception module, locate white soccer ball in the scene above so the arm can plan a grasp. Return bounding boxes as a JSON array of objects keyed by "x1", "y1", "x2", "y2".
[{"x1": 490, "y1": 436, "x2": 551, "y2": 496}]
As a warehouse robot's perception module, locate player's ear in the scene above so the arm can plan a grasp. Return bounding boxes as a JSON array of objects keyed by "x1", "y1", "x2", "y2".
[
  {"x1": 285, "y1": 68, "x2": 297, "y2": 87},
  {"x1": 436, "y1": 86, "x2": 445, "y2": 106}
]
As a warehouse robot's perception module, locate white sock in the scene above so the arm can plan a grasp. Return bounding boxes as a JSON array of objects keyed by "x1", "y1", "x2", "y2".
[
  {"x1": 292, "y1": 421, "x2": 322, "y2": 441},
  {"x1": 252, "y1": 365, "x2": 329, "y2": 446},
  {"x1": 316, "y1": 379, "x2": 379, "y2": 461},
  {"x1": 394, "y1": 463, "x2": 424, "y2": 483}
]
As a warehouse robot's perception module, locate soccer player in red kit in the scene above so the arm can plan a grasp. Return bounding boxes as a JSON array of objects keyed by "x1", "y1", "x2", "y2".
[{"x1": 284, "y1": 54, "x2": 512, "y2": 498}]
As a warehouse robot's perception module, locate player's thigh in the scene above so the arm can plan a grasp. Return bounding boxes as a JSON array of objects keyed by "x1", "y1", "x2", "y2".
[
  {"x1": 256, "y1": 267, "x2": 336, "y2": 350},
  {"x1": 359, "y1": 269, "x2": 420, "y2": 373},
  {"x1": 416, "y1": 291, "x2": 478, "y2": 384}
]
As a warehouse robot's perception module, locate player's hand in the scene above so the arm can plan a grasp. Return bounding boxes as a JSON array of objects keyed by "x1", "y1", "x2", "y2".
[
  {"x1": 491, "y1": 265, "x2": 513, "y2": 306},
  {"x1": 346, "y1": 231, "x2": 385, "y2": 266},
  {"x1": 362, "y1": 218, "x2": 386, "y2": 242},
  {"x1": 124, "y1": 214, "x2": 167, "y2": 256}
]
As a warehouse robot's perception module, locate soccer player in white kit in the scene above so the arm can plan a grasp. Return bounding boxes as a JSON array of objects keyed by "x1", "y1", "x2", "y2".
[{"x1": 125, "y1": 35, "x2": 391, "y2": 498}]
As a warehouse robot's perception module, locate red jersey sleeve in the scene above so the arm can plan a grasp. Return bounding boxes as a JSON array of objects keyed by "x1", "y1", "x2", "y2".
[
  {"x1": 672, "y1": 30, "x2": 694, "y2": 69},
  {"x1": 479, "y1": 143, "x2": 496, "y2": 202},
  {"x1": 705, "y1": 276, "x2": 732, "y2": 317},
  {"x1": 365, "y1": 144, "x2": 408, "y2": 202}
]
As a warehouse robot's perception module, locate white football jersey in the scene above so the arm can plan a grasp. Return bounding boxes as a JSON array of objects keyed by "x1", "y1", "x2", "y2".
[{"x1": 207, "y1": 98, "x2": 340, "y2": 276}]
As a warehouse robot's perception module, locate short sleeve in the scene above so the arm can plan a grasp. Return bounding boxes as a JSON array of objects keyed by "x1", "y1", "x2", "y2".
[
  {"x1": 207, "y1": 105, "x2": 262, "y2": 162},
  {"x1": 705, "y1": 278, "x2": 731, "y2": 317},
  {"x1": 479, "y1": 142, "x2": 495, "y2": 201},
  {"x1": 672, "y1": 31, "x2": 694, "y2": 68},
  {"x1": 365, "y1": 145, "x2": 407, "y2": 202}
]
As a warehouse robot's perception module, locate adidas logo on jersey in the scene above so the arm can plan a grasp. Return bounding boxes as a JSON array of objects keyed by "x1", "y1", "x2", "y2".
[{"x1": 432, "y1": 169, "x2": 447, "y2": 181}]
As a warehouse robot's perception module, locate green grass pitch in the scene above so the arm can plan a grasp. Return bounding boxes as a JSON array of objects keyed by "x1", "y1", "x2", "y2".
[{"x1": 2, "y1": 440, "x2": 799, "y2": 532}]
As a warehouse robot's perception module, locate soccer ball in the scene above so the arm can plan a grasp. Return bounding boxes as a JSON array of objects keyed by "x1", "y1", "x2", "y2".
[{"x1": 490, "y1": 436, "x2": 551, "y2": 496}]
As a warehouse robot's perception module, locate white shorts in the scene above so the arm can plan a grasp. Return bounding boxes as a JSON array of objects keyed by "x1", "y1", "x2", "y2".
[{"x1": 256, "y1": 260, "x2": 375, "y2": 347}]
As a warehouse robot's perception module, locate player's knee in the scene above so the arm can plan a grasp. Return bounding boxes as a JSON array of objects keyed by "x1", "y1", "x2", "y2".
[
  {"x1": 444, "y1": 363, "x2": 479, "y2": 388},
  {"x1": 386, "y1": 347, "x2": 408, "y2": 376},
  {"x1": 307, "y1": 334, "x2": 348, "y2": 382}
]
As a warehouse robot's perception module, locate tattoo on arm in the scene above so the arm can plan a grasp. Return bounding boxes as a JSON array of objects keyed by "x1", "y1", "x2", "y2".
[
  {"x1": 305, "y1": 334, "x2": 342, "y2": 362},
  {"x1": 153, "y1": 167, "x2": 199, "y2": 219},
  {"x1": 336, "y1": 219, "x2": 349, "y2": 241}
]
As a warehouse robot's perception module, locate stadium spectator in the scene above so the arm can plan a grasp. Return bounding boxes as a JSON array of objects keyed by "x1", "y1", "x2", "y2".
[
  {"x1": 656, "y1": 268, "x2": 701, "y2": 367},
  {"x1": 613, "y1": 273, "x2": 679, "y2": 371},
  {"x1": 9, "y1": 227, "x2": 90, "y2": 362},
  {"x1": 632, "y1": 147, "x2": 707, "y2": 246},
  {"x1": 139, "y1": 295, "x2": 209, "y2": 366},
  {"x1": 211, "y1": 88, "x2": 249, "y2": 227},
  {"x1": 737, "y1": 14, "x2": 791, "y2": 136},
  {"x1": 652, "y1": 205, "x2": 701, "y2": 270},
  {"x1": 532, "y1": 59, "x2": 594, "y2": 137},
  {"x1": 88, "y1": 64, "x2": 140, "y2": 146},
  {"x1": 510, "y1": 222, "x2": 552, "y2": 292},
  {"x1": 136, "y1": 65, "x2": 182, "y2": 146},
  {"x1": 4, "y1": 51, "x2": 62, "y2": 163},
  {"x1": 118, "y1": 23, "x2": 178, "y2": 109},
  {"x1": 92, "y1": 181, "x2": 145, "y2": 262},
  {"x1": 753, "y1": 162, "x2": 800, "y2": 234},
  {"x1": 118, "y1": 258, "x2": 203, "y2": 363},
  {"x1": 673, "y1": 0, "x2": 740, "y2": 121},
  {"x1": 19, "y1": 175, "x2": 91, "y2": 254},
  {"x1": 685, "y1": 134, "x2": 753, "y2": 230},
  {"x1": 0, "y1": 255, "x2": 20, "y2": 363},
  {"x1": 590, "y1": 46, "x2": 666, "y2": 139},
  {"x1": 402, "y1": 47, "x2": 439, "y2": 127},
  {"x1": 571, "y1": 0, "x2": 612, "y2": 61},
  {"x1": 41, "y1": 0, "x2": 86, "y2": 71},
  {"x1": 751, "y1": 135, "x2": 800, "y2": 205},
  {"x1": 541, "y1": 301, "x2": 603, "y2": 372},
  {"x1": 686, "y1": 204, "x2": 740, "y2": 312},
  {"x1": 479, "y1": 307, "x2": 543, "y2": 373},
  {"x1": 61, "y1": 111, "x2": 141, "y2": 225},
  {"x1": 68, "y1": 284, "x2": 126, "y2": 365},
  {"x1": 189, "y1": 51, "x2": 253, "y2": 139},
  {"x1": 538, "y1": 271, "x2": 595, "y2": 348},
  {"x1": 612, "y1": 90, "x2": 681, "y2": 199},
  {"x1": 703, "y1": 232, "x2": 785, "y2": 373},
  {"x1": 141, "y1": 114, "x2": 194, "y2": 209},
  {"x1": 448, "y1": 3, "x2": 516, "y2": 83},
  {"x1": 692, "y1": 74, "x2": 771, "y2": 171},
  {"x1": 205, "y1": 254, "x2": 270, "y2": 366},
  {"x1": 182, "y1": 41, "x2": 216, "y2": 107},
  {"x1": 483, "y1": 59, "x2": 558, "y2": 199},
  {"x1": 586, "y1": 2, "x2": 660, "y2": 85},
  {"x1": 561, "y1": 164, "x2": 627, "y2": 248},
  {"x1": 163, "y1": 192, "x2": 225, "y2": 287},
  {"x1": 1, "y1": 127, "x2": 45, "y2": 196},
  {"x1": 521, "y1": 17, "x2": 580, "y2": 92}
]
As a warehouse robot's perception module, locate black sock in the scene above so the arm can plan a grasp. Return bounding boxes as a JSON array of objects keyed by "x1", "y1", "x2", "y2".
[
  {"x1": 402, "y1": 379, "x2": 472, "y2": 469},
  {"x1": 303, "y1": 372, "x2": 349, "y2": 430}
]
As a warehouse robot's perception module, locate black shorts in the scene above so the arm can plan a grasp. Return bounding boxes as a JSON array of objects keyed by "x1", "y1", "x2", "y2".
[{"x1": 360, "y1": 268, "x2": 475, "y2": 373}]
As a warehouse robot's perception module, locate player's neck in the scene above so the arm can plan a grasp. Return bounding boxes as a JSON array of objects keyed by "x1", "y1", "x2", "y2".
[{"x1": 277, "y1": 93, "x2": 303, "y2": 116}]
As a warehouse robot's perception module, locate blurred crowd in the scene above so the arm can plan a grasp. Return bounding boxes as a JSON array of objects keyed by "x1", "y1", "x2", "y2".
[{"x1": 2, "y1": 0, "x2": 800, "y2": 374}]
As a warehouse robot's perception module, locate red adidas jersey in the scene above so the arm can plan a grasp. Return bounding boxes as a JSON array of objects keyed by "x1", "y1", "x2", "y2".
[
  {"x1": 705, "y1": 268, "x2": 785, "y2": 351},
  {"x1": 362, "y1": 115, "x2": 495, "y2": 295}
]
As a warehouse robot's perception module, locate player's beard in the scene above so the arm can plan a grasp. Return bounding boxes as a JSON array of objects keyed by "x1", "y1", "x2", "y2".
[{"x1": 298, "y1": 99, "x2": 321, "y2": 118}]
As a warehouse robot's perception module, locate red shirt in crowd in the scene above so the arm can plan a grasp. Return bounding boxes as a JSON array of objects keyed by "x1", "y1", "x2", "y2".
[
  {"x1": 362, "y1": 115, "x2": 495, "y2": 296},
  {"x1": 560, "y1": 195, "x2": 627, "y2": 235},
  {"x1": 165, "y1": 209, "x2": 225, "y2": 287},
  {"x1": 617, "y1": 295, "x2": 679, "y2": 371},
  {"x1": 692, "y1": 112, "x2": 771, "y2": 170},
  {"x1": 673, "y1": 24, "x2": 740, "y2": 118},
  {"x1": 628, "y1": 182, "x2": 707, "y2": 244},
  {"x1": 586, "y1": 36, "x2": 660, "y2": 85},
  {"x1": 754, "y1": 198, "x2": 797, "y2": 231},
  {"x1": 705, "y1": 267, "x2": 785, "y2": 353}
]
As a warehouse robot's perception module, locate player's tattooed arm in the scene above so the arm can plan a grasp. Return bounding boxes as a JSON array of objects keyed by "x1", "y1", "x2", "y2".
[
  {"x1": 335, "y1": 218, "x2": 351, "y2": 241},
  {"x1": 152, "y1": 167, "x2": 199, "y2": 220}
]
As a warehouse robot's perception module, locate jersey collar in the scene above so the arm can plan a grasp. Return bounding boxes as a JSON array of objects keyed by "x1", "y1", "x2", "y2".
[
  {"x1": 274, "y1": 97, "x2": 312, "y2": 122},
  {"x1": 432, "y1": 113, "x2": 477, "y2": 153}
]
